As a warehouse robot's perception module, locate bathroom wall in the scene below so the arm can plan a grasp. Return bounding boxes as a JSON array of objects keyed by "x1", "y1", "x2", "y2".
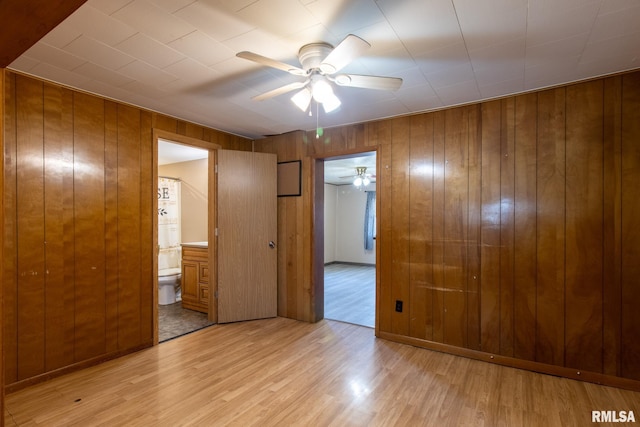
[
  {"x1": 159, "y1": 158, "x2": 208, "y2": 243},
  {"x1": 324, "y1": 183, "x2": 376, "y2": 265}
]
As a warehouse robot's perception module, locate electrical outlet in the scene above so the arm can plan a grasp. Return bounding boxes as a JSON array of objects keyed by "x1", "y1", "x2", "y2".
[{"x1": 395, "y1": 300, "x2": 403, "y2": 312}]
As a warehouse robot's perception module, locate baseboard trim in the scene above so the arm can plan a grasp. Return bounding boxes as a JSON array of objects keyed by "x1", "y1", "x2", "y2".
[
  {"x1": 377, "y1": 331, "x2": 640, "y2": 392},
  {"x1": 324, "y1": 261, "x2": 375, "y2": 267}
]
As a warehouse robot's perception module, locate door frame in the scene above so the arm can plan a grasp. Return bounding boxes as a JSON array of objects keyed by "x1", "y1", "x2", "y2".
[
  {"x1": 312, "y1": 147, "x2": 379, "y2": 331},
  {"x1": 152, "y1": 129, "x2": 220, "y2": 344}
]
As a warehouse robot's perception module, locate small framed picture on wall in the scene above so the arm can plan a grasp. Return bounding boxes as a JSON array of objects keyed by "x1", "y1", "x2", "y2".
[{"x1": 277, "y1": 160, "x2": 301, "y2": 197}]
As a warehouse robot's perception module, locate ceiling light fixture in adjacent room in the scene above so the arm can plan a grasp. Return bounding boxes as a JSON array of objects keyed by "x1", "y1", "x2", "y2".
[{"x1": 353, "y1": 166, "x2": 370, "y2": 189}]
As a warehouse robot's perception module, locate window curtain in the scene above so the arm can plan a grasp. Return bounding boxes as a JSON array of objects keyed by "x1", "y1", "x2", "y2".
[{"x1": 364, "y1": 191, "x2": 376, "y2": 250}]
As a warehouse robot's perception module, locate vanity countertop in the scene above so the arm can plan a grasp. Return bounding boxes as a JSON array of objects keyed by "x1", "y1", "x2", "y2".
[{"x1": 181, "y1": 241, "x2": 208, "y2": 248}]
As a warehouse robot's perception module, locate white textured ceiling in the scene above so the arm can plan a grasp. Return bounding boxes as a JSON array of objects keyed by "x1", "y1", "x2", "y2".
[
  {"x1": 158, "y1": 138, "x2": 208, "y2": 165},
  {"x1": 324, "y1": 152, "x2": 376, "y2": 185},
  {"x1": 9, "y1": 0, "x2": 640, "y2": 140}
]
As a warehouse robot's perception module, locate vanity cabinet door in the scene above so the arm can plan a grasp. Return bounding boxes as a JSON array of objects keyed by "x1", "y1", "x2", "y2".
[{"x1": 182, "y1": 260, "x2": 199, "y2": 309}]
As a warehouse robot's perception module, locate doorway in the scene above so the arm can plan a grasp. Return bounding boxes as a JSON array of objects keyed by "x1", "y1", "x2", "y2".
[
  {"x1": 323, "y1": 152, "x2": 377, "y2": 328},
  {"x1": 157, "y1": 138, "x2": 213, "y2": 342}
]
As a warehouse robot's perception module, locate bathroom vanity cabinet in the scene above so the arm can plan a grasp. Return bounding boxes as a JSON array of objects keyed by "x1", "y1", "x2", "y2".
[{"x1": 181, "y1": 242, "x2": 209, "y2": 313}]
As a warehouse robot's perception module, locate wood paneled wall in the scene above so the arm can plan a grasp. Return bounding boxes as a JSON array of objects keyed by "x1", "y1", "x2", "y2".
[
  {"x1": 256, "y1": 71, "x2": 640, "y2": 387},
  {"x1": 0, "y1": 68, "x2": 5, "y2": 424},
  {"x1": 2, "y1": 72, "x2": 251, "y2": 389}
]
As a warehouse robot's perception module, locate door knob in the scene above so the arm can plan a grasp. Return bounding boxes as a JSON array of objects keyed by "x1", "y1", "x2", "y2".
[{"x1": 269, "y1": 241, "x2": 276, "y2": 249}]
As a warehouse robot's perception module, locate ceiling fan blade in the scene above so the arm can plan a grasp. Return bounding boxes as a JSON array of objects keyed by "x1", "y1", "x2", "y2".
[
  {"x1": 334, "y1": 74, "x2": 403, "y2": 91},
  {"x1": 252, "y1": 81, "x2": 308, "y2": 101},
  {"x1": 237, "y1": 51, "x2": 306, "y2": 76},
  {"x1": 319, "y1": 34, "x2": 370, "y2": 74}
]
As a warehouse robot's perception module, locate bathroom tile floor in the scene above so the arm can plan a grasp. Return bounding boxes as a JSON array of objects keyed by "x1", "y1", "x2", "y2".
[{"x1": 158, "y1": 302, "x2": 215, "y2": 342}]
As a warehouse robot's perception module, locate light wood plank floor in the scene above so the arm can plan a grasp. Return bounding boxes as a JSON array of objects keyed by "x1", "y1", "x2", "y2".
[
  {"x1": 324, "y1": 263, "x2": 375, "y2": 328},
  {"x1": 5, "y1": 317, "x2": 639, "y2": 426}
]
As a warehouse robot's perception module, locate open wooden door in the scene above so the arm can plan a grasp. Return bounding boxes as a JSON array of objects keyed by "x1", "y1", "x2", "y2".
[{"x1": 217, "y1": 150, "x2": 277, "y2": 323}]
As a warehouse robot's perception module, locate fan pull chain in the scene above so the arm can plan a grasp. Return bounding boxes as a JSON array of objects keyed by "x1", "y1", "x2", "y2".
[{"x1": 316, "y1": 101, "x2": 320, "y2": 139}]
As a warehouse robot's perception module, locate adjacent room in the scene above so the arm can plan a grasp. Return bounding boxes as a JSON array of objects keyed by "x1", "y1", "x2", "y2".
[
  {"x1": 1, "y1": 0, "x2": 639, "y2": 425},
  {"x1": 324, "y1": 154, "x2": 376, "y2": 328},
  {"x1": 157, "y1": 140, "x2": 214, "y2": 342}
]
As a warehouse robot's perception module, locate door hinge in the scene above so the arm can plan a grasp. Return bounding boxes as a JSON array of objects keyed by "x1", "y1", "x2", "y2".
[
  {"x1": 215, "y1": 164, "x2": 218, "y2": 173},
  {"x1": 215, "y1": 227, "x2": 218, "y2": 236}
]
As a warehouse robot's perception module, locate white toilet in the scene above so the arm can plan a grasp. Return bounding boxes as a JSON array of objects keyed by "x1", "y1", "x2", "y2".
[
  {"x1": 159, "y1": 268, "x2": 181, "y2": 305},
  {"x1": 158, "y1": 247, "x2": 182, "y2": 305}
]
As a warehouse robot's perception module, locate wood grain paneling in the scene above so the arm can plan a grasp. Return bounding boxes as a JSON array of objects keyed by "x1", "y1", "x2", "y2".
[
  {"x1": 255, "y1": 70, "x2": 640, "y2": 387},
  {"x1": 117, "y1": 104, "x2": 142, "y2": 349},
  {"x1": 443, "y1": 107, "x2": 468, "y2": 348},
  {"x1": 466, "y1": 105, "x2": 481, "y2": 351},
  {"x1": 43, "y1": 84, "x2": 74, "y2": 371},
  {"x1": 535, "y1": 88, "x2": 566, "y2": 367},
  {"x1": 378, "y1": 130, "x2": 393, "y2": 332},
  {"x1": 499, "y1": 98, "x2": 515, "y2": 357},
  {"x1": 104, "y1": 101, "x2": 119, "y2": 354},
  {"x1": 1, "y1": 67, "x2": 5, "y2": 421},
  {"x1": 602, "y1": 76, "x2": 622, "y2": 377},
  {"x1": 16, "y1": 76, "x2": 46, "y2": 380},
  {"x1": 431, "y1": 111, "x2": 446, "y2": 343},
  {"x1": 3, "y1": 72, "x2": 18, "y2": 386},
  {"x1": 3, "y1": 71, "x2": 253, "y2": 389},
  {"x1": 480, "y1": 100, "x2": 501, "y2": 355},
  {"x1": 513, "y1": 93, "x2": 537, "y2": 362},
  {"x1": 565, "y1": 80, "x2": 604, "y2": 373},
  {"x1": 408, "y1": 113, "x2": 432, "y2": 340},
  {"x1": 390, "y1": 117, "x2": 411, "y2": 336},
  {"x1": 73, "y1": 92, "x2": 106, "y2": 361},
  {"x1": 621, "y1": 72, "x2": 640, "y2": 380},
  {"x1": 139, "y1": 111, "x2": 153, "y2": 343}
]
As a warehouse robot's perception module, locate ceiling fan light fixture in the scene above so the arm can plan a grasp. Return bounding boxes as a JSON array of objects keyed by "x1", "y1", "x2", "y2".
[
  {"x1": 362, "y1": 176, "x2": 371, "y2": 186},
  {"x1": 311, "y1": 78, "x2": 334, "y2": 103},
  {"x1": 321, "y1": 92, "x2": 341, "y2": 113},
  {"x1": 291, "y1": 87, "x2": 312, "y2": 111},
  {"x1": 353, "y1": 176, "x2": 363, "y2": 187}
]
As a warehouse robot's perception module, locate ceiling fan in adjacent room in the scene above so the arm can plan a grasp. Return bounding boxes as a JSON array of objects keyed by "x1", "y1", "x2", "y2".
[
  {"x1": 341, "y1": 166, "x2": 375, "y2": 189},
  {"x1": 236, "y1": 34, "x2": 403, "y2": 114}
]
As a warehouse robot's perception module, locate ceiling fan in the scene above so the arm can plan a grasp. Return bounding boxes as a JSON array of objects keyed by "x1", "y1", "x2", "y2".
[
  {"x1": 341, "y1": 166, "x2": 375, "y2": 188},
  {"x1": 236, "y1": 34, "x2": 403, "y2": 113}
]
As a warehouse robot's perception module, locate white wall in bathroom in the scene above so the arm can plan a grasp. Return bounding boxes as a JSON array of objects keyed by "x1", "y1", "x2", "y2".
[{"x1": 159, "y1": 158, "x2": 208, "y2": 243}]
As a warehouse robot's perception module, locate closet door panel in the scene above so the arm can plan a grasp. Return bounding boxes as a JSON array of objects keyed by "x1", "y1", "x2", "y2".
[{"x1": 73, "y1": 93, "x2": 106, "y2": 361}]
